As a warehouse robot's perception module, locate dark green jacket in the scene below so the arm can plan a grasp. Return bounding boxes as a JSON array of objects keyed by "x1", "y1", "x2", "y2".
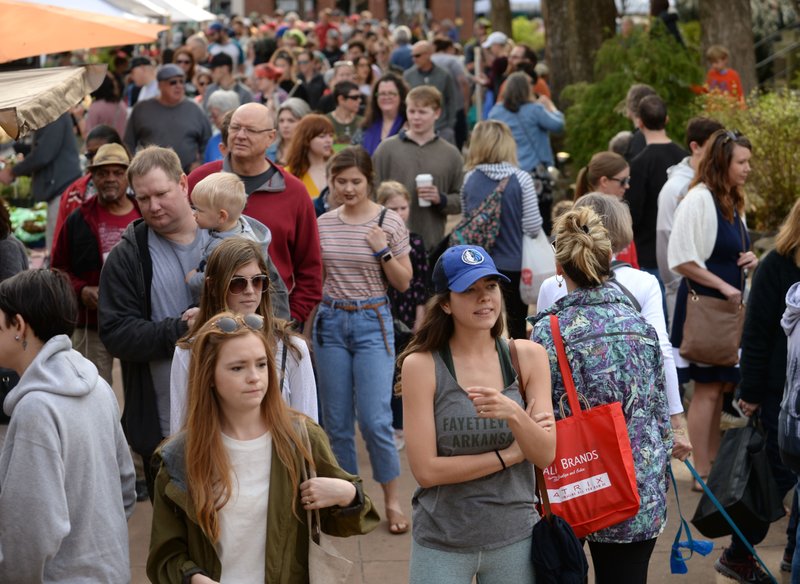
[{"x1": 147, "y1": 419, "x2": 380, "y2": 583}]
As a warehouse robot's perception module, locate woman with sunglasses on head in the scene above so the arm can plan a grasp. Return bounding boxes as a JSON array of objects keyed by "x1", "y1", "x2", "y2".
[
  {"x1": 150, "y1": 311, "x2": 379, "y2": 584},
  {"x1": 170, "y1": 237, "x2": 314, "y2": 436},
  {"x1": 398, "y1": 244, "x2": 555, "y2": 583},
  {"x1": 530, "y1": 207, "x2": 671, "y2": 584},
  {"x1": 574, "y1": 151, "x2": 639, "y2": 268},
  {"x1": 314, "y1": 146, "x2": 413, "y2": 534},
  {"x1": 668, "y1": 129, "x2": 763, "y2": 581}
]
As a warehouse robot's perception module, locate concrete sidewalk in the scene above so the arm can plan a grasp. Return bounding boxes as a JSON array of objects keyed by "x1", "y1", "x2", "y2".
[{"x1": 127, "y1": 436, "x2": 792, "y2": 583}]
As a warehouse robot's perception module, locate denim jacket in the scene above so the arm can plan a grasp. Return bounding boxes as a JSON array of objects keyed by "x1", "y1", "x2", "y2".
[{"x1": 530, "y1": 285, "x2": 671, "y2": 543}]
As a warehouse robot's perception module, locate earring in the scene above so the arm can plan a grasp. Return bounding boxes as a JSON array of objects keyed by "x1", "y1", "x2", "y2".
[
  {"x1": 556, "y1": 275, "x2": 564, "y2": 288},
  {"x1": 14, "y1": 335, "x2": 19, "y2": 341}
]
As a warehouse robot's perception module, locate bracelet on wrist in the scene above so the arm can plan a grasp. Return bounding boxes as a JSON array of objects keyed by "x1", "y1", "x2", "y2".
[
  {"x1": 494, "y1": 449, "x2": 507, "y2": 470},
  {"x1": 372, "y1": 246, "x2": 390, "y2": 258}
]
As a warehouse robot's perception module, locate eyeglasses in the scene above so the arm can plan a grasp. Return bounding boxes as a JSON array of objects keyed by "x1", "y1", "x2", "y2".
[
  {"x1": 377, "y1": 91, "x2": 398, "y2": 98},
  {"x1": 333, "y1": 60, "x2": 354, "y2": 69},
  {"x1": 197, "y1": 79, "x2": 209, "y2": 87},
  {"x1": 228, "y1": 124, "x2": 276, "y2": 137},
  {"x1": 229, "y1": 274, "x2": 270, "y2": 295},
  {"x1": 214, "y1": 313, "x2": 265, "y2": 333},
  {"x1": 607, "y1": 176, "x2": 631, "y2": 187},
  {"x1": 723, "y1": 129, "x2": 743, "y2": 144},
  {"x1": 175, "y1": 59, "x2": 192, "y2": 65},
  {"x1": 297, "y1": 59, "x2": 311, "y2": 65},
  {"x1": 345, "y1": 94, "x2": 361, "y2": 101},
  {"x1": 167, "y1": 78, "x2": 185, "y2": 86},
  {"x1": 411, "y1": 53, "x2": 425, "y2": 58}
]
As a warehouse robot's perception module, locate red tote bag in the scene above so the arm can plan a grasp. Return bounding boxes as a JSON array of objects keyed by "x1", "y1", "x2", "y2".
[{"x1": 542, "y1": 314, "x2": 640, "y2": 539}]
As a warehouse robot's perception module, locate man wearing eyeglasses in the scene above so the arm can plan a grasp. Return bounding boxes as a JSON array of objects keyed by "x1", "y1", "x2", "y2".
[
  {"x1": 403, "y1": 41, "x2": 458, "y2": 144},
  {"x1": 123, "y1": 64, "x2": 212, "y2": 174},
  {"x1": 188, "y1": 103, "x2": 322, "y2": 326}
]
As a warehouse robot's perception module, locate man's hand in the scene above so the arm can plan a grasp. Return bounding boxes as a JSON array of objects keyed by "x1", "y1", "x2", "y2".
[{"x1": 80, "y1": 286, "x2": 100, "y2": 309}]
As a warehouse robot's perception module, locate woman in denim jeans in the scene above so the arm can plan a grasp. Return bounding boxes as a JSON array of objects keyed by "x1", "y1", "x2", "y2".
[{"x1": 314, "y1": 146, "x2": 413, "y2": 534}]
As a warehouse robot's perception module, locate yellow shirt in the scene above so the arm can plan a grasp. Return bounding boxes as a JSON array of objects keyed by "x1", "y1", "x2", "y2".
[{"x1": 285, "y1": 166, "x2": 320, "y2": 200}]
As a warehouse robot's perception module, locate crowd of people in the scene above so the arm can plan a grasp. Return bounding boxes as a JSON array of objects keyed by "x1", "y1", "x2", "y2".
[{"x1": 0, "y1": 6, "x2": 797, "y2": 584}]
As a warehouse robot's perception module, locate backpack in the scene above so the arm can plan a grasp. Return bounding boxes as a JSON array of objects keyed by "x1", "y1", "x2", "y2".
[
  {"x1": 449, "y1": 177, "x2": 509, "y2": 252},
  {"x1": 606, "y1": 261, "x2": 642, "y2": 312}
]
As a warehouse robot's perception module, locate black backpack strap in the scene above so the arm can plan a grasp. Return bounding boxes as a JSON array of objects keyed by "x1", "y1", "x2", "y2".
[
  {"x1": 607, "y1": 263, "x2": 641, "y2": 312},
  {"x1": 377, "y1": 206, "x2": 387, "y2": 226}
]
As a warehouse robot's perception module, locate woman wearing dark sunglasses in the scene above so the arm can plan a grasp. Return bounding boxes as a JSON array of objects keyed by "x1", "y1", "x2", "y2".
[
  {"x1": 169, "y1": 238, "x2": 317, "y2": 436},
  {"x1": 573, "y1": 150, "x2": 638, "y2": 268},
  {"x1": 172, "y1": 48, "x2": 198, "y2": 98},
  {"x1": 149, "y1": 311, "x2": 379, "y2": 583}
]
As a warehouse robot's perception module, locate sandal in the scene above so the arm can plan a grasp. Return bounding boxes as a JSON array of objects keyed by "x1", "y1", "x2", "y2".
[{"x1": 386, "y1": 506, "x2": 409, "y2": 535}]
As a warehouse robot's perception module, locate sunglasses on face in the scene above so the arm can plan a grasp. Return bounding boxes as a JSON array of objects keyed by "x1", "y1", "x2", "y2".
[
  {"x1": 176, "y1": 59, "x2": 192, "y2": 65},
  {"x1": 345, "y1": 94, "x2": 361, "y2": 101},
  {"x1": 214, "y1": 313, "x2": 265, "y2": 333},
  {"x1": 607, "y1": 176, "x2": 631, "y2": 187},
  {"x1": 228, "y1": 274, "x2": 269, "y2": 295},
  {"x1": 167, "y1": 78, "x2": 185, "y2": 86}
]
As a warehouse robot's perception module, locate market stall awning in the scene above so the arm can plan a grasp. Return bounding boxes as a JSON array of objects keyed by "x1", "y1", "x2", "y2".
[
  {"x1": 0, "y1": 0, "x2": 168, "y2": 64},
  {"x1": 0, "y1": 65, "x2": 107, "y2": 139},
  {"x1": 20, "y1": 0, "x2": 155, "y2": 21},
  {"x1": 108, "y1": 0, "x2": 216, "y2": 23}
]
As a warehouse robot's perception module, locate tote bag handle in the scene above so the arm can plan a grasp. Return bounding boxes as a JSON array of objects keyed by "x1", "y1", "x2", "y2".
[{"x1": 549, "y1": 314, "x2": 583, "y2": 417}]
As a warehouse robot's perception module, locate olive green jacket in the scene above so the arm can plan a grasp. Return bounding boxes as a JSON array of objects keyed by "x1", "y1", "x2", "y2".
[{"x1": 146, "y1": 420, "x2": 380, "y2": 584}]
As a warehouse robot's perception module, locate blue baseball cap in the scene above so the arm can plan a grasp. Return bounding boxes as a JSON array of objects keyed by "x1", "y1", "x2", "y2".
[{"x1": 432, "y1": 246, "x2": 510, "y2": 294}]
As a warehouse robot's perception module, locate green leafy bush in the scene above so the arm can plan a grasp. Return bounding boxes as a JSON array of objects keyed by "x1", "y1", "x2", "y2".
[
  {"x1": 512, "y1": 17, "x2": 545, "y2": 52},
  {"x1": 698, "y1": 89, "x2": 800, "y2": 232},
  {"x1": 561, "y1": 26, "x2": 705, "y2": 169}
]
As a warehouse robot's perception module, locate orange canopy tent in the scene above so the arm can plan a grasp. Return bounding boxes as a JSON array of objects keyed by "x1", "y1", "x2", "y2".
[{"x1": 0, "y1": 0, "x2": 167, "y2": 64}]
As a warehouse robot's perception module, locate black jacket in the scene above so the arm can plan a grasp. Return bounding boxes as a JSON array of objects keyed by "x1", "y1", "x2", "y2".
[{"x1": 739, "y1": 250, "x2": 800, "y2": 403}]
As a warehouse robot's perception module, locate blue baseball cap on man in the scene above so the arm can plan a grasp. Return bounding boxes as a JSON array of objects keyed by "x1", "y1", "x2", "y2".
[{"x1": 432, "y1": 245, "x2": 510, "y2": 294}]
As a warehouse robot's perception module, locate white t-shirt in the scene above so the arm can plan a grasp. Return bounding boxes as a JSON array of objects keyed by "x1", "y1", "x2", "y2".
[{"x1": 217, "y1": 432, "x2": 271, "y2": 584}]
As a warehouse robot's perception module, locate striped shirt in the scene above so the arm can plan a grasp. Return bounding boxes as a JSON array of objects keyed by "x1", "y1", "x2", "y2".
[{"x1": 318, "y1": 206, "x2": 410, "y2": 300}]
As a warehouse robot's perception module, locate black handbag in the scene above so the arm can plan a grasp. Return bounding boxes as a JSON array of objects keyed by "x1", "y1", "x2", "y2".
[
  {"x1": 509, "y1": 341, "x2": 588, "y2": 583},
  {"x1": 691, "y1": 420, "x2": 785, "y2": 538},
  {"x1": 0, "y1": 367, "x2": 20, "y2": 425}
]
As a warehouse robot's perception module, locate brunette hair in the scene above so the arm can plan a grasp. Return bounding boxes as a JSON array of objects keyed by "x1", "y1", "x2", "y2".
[
  {"x1": 624, "y1": 83, "x2": 657, "y2": 119},
  {"x1": 353, "y1": 55, "x2": 375, "y2": 86},
  {"x1": 172, "y1": 47, "x2": 196, "y2": 81},
  {"x1": 573, "y1": 194, "x2": 634, "y2": 255},
  {"x1": 284, "y1": 114, "x2": 335, "y2": 178},
  {"x1": 0, "y1": 197, "x2": 12, "y2": 240},
  {"x1": 327, "y1": 146, "x2": 375, "y2": 197},
  {"x1": 127, "y1": 145, "x2": 183, "y2": 186},
  {"x1": 183, "y1": 311, "x2": 311, "y2": 542},
  {"x1": 362, "y1": 73, "x2": 408, "y2": 129},
  {"x1": 574, "y1": 152, "x2": 629, "y2": 200},
  {"x1": 0, "y1": 269, "x2": 77, "y2": 341},
  {"x1": 775, "y1": 198, "x2": 800, "y2": 266},
  {"x1": 464, "y1": 120, "x2": 518, "y2": 170},
  {"x1": 638, "y1": 95, "x2": 667, "y2": 131},
  {"x1": 552, "y1": 207, "x2": 612, "y2": 288},
  {"x1": 691, "y1": 129, "x2": 751, "y2": 221},
  {"x1": 685, "y1": 117, "x2": 724, "y2": 150}
]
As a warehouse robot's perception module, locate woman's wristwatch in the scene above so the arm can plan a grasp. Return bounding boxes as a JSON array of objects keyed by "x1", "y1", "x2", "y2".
[{"x1": 381, "y1": 250, "x2": 393, "y2": 263}]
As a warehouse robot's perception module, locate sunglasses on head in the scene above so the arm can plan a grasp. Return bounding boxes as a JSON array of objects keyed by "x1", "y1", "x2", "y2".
[
  {"x1": 214, "y1": 313, "x2": 265, "y2": 333},
  {"x1": 723, "y1": 129, "x2": 743, "y2": 144},
  {"x1": 229, "y1": 274, "x2": 269, "y2": 295}
]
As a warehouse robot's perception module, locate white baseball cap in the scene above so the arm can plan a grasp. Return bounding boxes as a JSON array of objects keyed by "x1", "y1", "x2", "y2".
[{"x1": 482, "y1": 31, "x2": 509, "y2": 49}]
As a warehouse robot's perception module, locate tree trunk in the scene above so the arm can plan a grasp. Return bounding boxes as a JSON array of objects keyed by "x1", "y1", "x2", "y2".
[
  {"x1": 699, "y1": 0, "x2": 757, "y2": 94},
  {"x1": 490, "y1": 0, "x2": 512, "y2": 36},
  {"x1": 542, "y1": 0, "x2": 618, "y2": 104}
]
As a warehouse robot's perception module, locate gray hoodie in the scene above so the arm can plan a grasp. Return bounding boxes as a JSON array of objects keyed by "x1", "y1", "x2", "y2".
[
  {"x1": 656, "y1": 157, "x2": 694, "y2": 292},
  {"x1": 0, "y1": 335, "x2": 136, "y2": 583},
  {"x1": 779, "y1": 283, "x2": 800, "y2": 473}
]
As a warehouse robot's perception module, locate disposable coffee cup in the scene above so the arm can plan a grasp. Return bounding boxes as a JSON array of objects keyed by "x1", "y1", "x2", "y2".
[{"x1": 416, "y1": 173, "x2": 433, "y2": 207}]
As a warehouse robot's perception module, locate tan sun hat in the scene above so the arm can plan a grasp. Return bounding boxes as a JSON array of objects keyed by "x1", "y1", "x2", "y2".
[{"x1": 88, "y1": 143, "x2": 130, "y2": 169}]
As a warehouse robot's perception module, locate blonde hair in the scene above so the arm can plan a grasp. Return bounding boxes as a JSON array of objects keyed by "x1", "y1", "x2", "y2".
[
  {"x1": 706, "y1": 44, "x2": 729, "y2": 62},
  {"x1": 191, "y1": 172, "x2": 247, "y2": 217},
  {"x1": 552, "y1": 206, "x2": 612, "y2": 287},
  {"x1": 376, "y1": 180, "x2": 409, "y2": 205},
  {"x1": 406, "y1": 85, "x2": 442, "y2": 110},
  {"x1": 573, "y1": 193, "x2": 633, "y2": 255},
  {"x1": 775, "y1": 197, "x2": 800, "y2": 266},
  {"x1": 551, "y1": 200, "x2": 574, "y2": 225},
  {"x1": 464, "y1": 120, "x2": 519, "y2": 170}
]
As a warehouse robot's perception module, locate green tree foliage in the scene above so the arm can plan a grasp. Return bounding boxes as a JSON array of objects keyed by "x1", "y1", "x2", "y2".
[
  {"x1": 511, "y1": 17, "x2": 545, "y2": 52},
  {"x1": 699, "y1": 90, "x2": 800, "y2": 232},
  {"x1": 561, "y1": 26, "x2": 705, "y2": 169}
]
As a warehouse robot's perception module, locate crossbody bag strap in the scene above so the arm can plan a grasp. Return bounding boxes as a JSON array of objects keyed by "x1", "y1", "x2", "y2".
[
  {"x1": 296, "y1": 421, "x2": 323, "y2": 545},
  {"x1": 548, "y1": 314, "x2": 582, "y2": 416},
  {"x1": 509, "y1": 339, "x2": 552, "y2": 520},
  {"x1": 738, "y1": 214, "x2": 747, "y2": 293}
]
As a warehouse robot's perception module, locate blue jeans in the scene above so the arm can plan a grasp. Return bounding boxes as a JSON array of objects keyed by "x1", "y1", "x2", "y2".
[
  {"x1": 313, "y1": 296, "x2": 400, "y2": 484},
  {"x1": 409, "y1": 536, "x2": 535, "y2": 584}
]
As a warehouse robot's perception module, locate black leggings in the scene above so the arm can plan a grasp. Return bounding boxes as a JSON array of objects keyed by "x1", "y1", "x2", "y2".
[
  {"x1": 588, "y1": 538, "x2": 657, "y2": 584},
  {"x1": 499, "y1": 269, "x2": 529, "y2": 340}
]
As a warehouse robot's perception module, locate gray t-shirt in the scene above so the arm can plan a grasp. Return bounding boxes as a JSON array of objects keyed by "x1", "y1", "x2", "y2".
[
  {"x1": 124, "y1": 99, "x2": 212, "y2": 172},
  {"x1": 412, "y1": 341, "x2": 537, "y2": 552},
  {"x1": 148, "y1": 229, "x2": 207, "y2": 436}
]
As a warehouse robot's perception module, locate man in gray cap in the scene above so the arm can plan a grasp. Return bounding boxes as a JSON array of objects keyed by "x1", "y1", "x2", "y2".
[
  {"x1": 124, "y1": 64, "x2": 212, "y2": 173},
  {"x1": 128, "y1": 56, "x2": 158, "y2": 105}
]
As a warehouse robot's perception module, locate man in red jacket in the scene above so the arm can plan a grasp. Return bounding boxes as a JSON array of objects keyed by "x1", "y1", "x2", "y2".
[
  {"x1": 187, "y1": 102, "x2": 322, "y2": 325},
  {"x1": 51, "y1": 143, "x2": 140, "y2": 383}
]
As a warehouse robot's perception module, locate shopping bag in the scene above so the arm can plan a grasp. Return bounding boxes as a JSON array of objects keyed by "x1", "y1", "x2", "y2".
[
  {"x1": 541, "y1": 315, "x2": 640, "y2": 539},
  {"x1": 519, "y1": 230, "x2": 556, "y2": 304},
  {"x1": 691, "y1": 421, "x2": 785, "y2": 538}
]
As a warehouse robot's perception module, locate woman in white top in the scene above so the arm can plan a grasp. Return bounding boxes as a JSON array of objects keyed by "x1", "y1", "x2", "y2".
[
  {"x1": 149, "y1": 311, "x2": 378, "y2": 583},
  {"x1": 537, "y1": 193, "x2": 691, "y2": 459},
  {"x1": 170, "y1": 237, "x2": 317, "y2": 435}
]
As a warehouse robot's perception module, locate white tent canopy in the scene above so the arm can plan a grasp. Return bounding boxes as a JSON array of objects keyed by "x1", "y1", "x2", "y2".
[
  {"x1": 21, "y1": 0, "x2": 154, "y2": 21},
  {"x1": 109, "y1": 0, "x2": 216, "y2": 22}
]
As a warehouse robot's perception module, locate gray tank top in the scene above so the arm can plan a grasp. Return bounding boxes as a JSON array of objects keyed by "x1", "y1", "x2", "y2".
[{"x1": 411, "y1": 339, "x2": 537, "y2": 552}]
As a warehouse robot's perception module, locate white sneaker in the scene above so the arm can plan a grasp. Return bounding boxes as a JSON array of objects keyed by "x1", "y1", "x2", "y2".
[{"x1": 394, "y1": 430, "x2": 405, "y2": 451}]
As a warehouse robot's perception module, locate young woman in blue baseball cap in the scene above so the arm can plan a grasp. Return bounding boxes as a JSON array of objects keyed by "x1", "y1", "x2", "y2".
[{"x1": 397, "y1": 244, "x2": 555, "y2": 583}]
